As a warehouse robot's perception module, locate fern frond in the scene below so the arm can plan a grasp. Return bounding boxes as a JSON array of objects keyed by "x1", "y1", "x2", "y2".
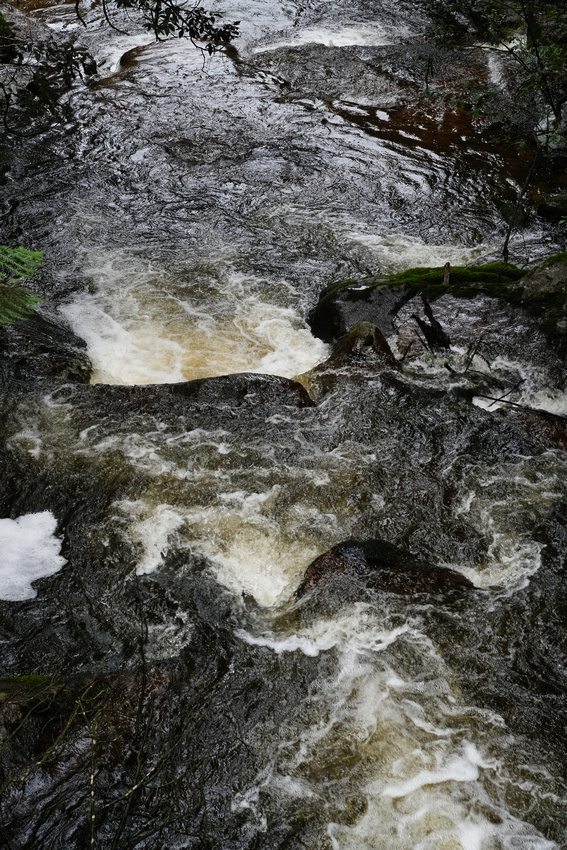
[
  {"x1": 0, "y1": 282, "x2": 42, "y2": 324},
  {"x1": 0, "y1": 245, "x2": 44, "y2": 284},
  {"x1": 0, "y1": 246, "x2": 44, "y2": 324}
]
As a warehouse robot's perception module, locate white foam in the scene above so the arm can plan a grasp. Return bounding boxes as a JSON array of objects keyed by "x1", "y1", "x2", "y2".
[
  {"x1": 124, "y1": 503, "x2": 187, "y2": 576},
  {"x1": 237, "y1": 620, "x2": 413, "y2": 659},
  {"x1": 236, "y1": 608, "x2": 561, "y2": 850},
  {"x1": 116, "y1": 492, "x2": 324, "y2": 606},
  {"x1": 344, "y1": 232, "x2": 491, "y2": 272},
  {"x1": 472, "y1": 395, "x2": 502, "y2": 411},
  {"x1": 236, "y1": 628, "x2": 339, "y2": 657},
  {"x1": 454, "y1": 457, "x2": 563, "y2": 589},
  {"x1": 382, "y1": 750, "x2": 480, "y2": 797},
  {"x1": 0, "y1": 512, "x2": 67, "y2": 601},
  {"x1": 61, "y1": 256, "x2": 328, "y2": 386}
]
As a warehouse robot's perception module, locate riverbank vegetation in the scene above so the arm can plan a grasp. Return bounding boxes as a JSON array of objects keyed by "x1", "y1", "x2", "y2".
[
  {"x1": 0, "y1": 2, "x2": 239, "y2": 133},
  {"x1": 426, "y1": 0, "x2": 567, "y2": 140}
]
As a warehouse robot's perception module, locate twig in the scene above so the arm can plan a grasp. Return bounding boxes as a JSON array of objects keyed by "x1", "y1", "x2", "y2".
[
  {"x1": 414, "y1": 328, "x2": 430, "y2": 352},
  {"x1": 487, "y1": 379, "x2": 524, "y2": 408},
  {"x1": 399, "y1": 340, "x2": 414, "y2": 363},
  {"x1": 77, "y1": 699, "x2": 98, "y2": 848},
  {"x1": 463, "y1": 333, "x2": 485, "y2": 374},
  {"x1": 476, "y1": 394, "x2": 567, "y2": 421}
]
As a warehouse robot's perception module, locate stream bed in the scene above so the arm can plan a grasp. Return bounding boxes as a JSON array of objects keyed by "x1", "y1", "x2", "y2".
[{"x1": 1, "y1": 1, "x2": 567, "y2": 848}]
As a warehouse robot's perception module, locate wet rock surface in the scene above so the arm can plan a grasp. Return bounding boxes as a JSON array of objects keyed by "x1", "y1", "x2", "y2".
[
  {"x1": 309, "y1": 261, "x2": 526, "y2": 346},
  {"x1": 166, "y1": 372, "x2": 314, "y2": 408},
  {"x1": 0, "y1": 312, "x2": 92, "y2": 388},
  {"x1": 309, "y1": 280, "x2": 411, "y2": 342},
  {"x1": 301, "y1": 321, "x2": 400, "y2": 399},
  {"x1": 257, "y1": 43, "x2": 508, "y2": 116},
  {"x1": 537, "y1": 195, "x2": 567, "y2": 222},
  {"x1": 0, "y1": 605, "x2": 335, "y2": 849},
  {"x1": 2, "y1": 270, "x2": 567, "y2": 845},
  {"x1": 297, "y1": 538, "x2": 475, "y2": 601}
]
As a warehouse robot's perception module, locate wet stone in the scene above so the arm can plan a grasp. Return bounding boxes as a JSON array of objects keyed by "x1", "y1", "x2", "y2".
[
  {"x1": 309, "y1": 279, "x2": 412, "y2": 343},
  {"x1": 519, "y1": 252, "x2": 567, "y2": 350},
  {"x1": 166, "y1": 372, "x2": 315, "y2": 409},
  {"x1": 537, "y1": 195, "x2": 567, "y2": 222},
  {"x1": 522, "y1": 251, "x2": 567, "y2": 297},
  {"x1": 296, "y1": 538, "x2": 475, "y2": 608},
  {"x1": 77, "y1": 372, "x2": 315, "y2": 415},
  {"x1": 0, "y1": 312, "x2": 92, "y2": 387},
  {"x1": 300, "y1": 321, "x2": 401, "y2": 400},
  {"x1": 308, "y1": 262, "x2": 528, "y2": 347}
]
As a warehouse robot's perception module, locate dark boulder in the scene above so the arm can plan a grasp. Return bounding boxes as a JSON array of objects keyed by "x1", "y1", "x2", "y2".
[
  {"x1": 537, "y1": 195, "x2": 567, "y2": 222},
  {"x1": 309, "y1": 263, "x2": 528, "y2": 348},
  {"x1": 309, "y1": 279, "x2": 411, "y2": 344},
  {"x1": 297, "y1": 539, "x2": 474, "y2": 602},
  {"x1": 518, "y1": 252, "x2": 567, "y2": 349},
  {"x1": 521, "y1": 252, "x2": 567, "y2": 297},
  {"x1": 84, "y1": 372, "x2": 314, "y2": 416},
  {"x1": 323, "y1": 321, "x2": 401, "y2": 370}
]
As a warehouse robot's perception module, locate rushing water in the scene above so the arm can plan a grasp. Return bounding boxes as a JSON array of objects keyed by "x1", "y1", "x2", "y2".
[{"x1": 1, "y1": 1, "x2": 567, "y2": 848}]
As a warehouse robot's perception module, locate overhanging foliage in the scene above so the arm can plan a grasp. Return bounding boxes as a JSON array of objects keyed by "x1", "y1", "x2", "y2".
[{"x1": 0, "y1": 246, "x2": 43, "y2": 325}]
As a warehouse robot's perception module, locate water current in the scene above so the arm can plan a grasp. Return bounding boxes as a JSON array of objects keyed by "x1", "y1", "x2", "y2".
[{"x1": 1, "y1": 1, "x2": 567, "y2": 848}]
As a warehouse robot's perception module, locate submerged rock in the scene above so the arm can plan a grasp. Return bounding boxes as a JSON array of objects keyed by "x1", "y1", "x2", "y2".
[
  {"x1": 80, "y1": 371, "x2": 315, "y2": 416},
  {"x1": 297, "y1": 539, "x2": 474, "y2": 602},
  {"x1": 519, "y1": 252, "x2": 567, "y2": 349},
  {"x1": 299, "y1": 322, "x2": 400, "y2": 400},
  {"x1": 166, "y1": 372, "x2": 314, "y2": 408}
]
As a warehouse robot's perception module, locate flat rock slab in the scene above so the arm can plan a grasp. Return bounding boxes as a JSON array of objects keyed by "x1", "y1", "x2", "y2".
[
  {"x1": 81, "y1": 372, "x2": 314, "y2": 415},
  {"x1": 166, "y1": 372, "x2": 314, "y2": 408}
]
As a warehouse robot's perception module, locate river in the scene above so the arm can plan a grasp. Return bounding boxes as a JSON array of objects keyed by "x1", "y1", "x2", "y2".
[{"x1": 1, "y1": 0, "x2": 567, "y2": 847}]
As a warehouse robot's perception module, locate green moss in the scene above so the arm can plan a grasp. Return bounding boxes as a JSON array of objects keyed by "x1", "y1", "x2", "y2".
[
  {"x1": 534, "y1": 251, "x2": 567, "y2": 270},
  {"x1": 319, "y1": 278, "x2": 360, "y2": 301},
  {"x1": 320, "y1": 254, "x2": 567, "y2": 352},
  {"x1": 0, "y1": 674, "x2": 54, "y2": 702},
  {"x1": 321, "y1": 262, "x2": 525, "y2": 304}
]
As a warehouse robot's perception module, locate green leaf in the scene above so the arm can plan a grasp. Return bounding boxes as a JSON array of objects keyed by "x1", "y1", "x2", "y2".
[
  {"x1": 0, "y1": 246, "x2": 43, "y2": 324},
  {"x1": 0, "y1": 245, "x2": 44, "y2": 284},
  {"x1": 0, "y1": 282, "x2": 42, "y2": 324}
]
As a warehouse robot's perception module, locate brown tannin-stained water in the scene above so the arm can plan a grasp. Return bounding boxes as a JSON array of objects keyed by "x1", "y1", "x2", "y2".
[{"x1": 1, "y1": 1, "x2": 567, "y2": 848}]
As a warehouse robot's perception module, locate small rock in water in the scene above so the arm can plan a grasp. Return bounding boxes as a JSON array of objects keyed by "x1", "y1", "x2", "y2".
[
  {"x1": 299, "y1": 322, "x2": 400, "y2": 399},
  {"x1": 296, "y1": 538, "x2": 474, "y2": 602},
  {"x1": 323, "y1": 322, "x2": 401, "y2": 370}
]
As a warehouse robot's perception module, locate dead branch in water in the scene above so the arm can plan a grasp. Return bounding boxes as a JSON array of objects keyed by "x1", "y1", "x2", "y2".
[
  {"x1": 476, "y1": 394, "x2": 567, "y2": 422},
  {"x1": 486, "y1": 379, "x2": 524, "y2": 408},
  {"x1": 412, "y1": 296, "x2": 451, "y2": 350}
]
